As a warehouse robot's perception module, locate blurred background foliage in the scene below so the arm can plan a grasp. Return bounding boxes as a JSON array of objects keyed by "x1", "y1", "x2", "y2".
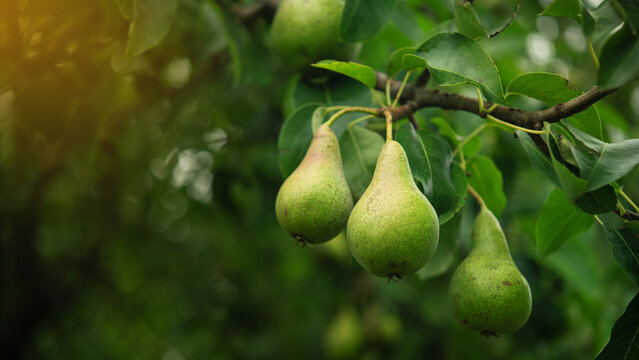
[{"x1": 1, "y1": 0, "x2": 638, "y2": 359}]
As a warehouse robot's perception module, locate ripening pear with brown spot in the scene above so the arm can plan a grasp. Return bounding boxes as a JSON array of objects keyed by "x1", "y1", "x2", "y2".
[
  {"x1": 449, "y1": 206, "x2": 532, "y2": 336},
  {"x1": 346, "y1": 140, "x2": 439, "y2": 279}
]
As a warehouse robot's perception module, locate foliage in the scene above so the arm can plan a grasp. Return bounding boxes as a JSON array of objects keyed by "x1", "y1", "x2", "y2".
[{"x1": 1, "y1": 0, "x2": 639, "y2": 359}]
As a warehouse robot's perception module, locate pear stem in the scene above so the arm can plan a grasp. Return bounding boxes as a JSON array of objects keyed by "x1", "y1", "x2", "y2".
[
  {"x1": 453, "y1": 123, "x2": 488, "y2": 157},
  {"x1": 594, "y1": 215, "x2": 604, "y2": 226},
  {"x1": 347, "y1": 114, "x2": 375, "y2": 129},
  {"x1": 391, "y1": 70, "x2": 413, "y2": 108},
  {"x1": 325, "y1": 105, "x2": 348, "y2": 112},
  {"x1": 325, "y1": 107, "x2": 380, "y2": 127},
  {"x1": 475, "y1": 88, "x2": 546, "y2": 135},
  {"x1": 487, "y1": 114, "x2": 546, "y2": 134},
  {"x1": 587, "y1": 37, "x2": 600, "y2": 70},
  {"x1": 385, "y1": 78, "x2": 392, "y2": 106},
  {"x1": 467, "y1": 185, "x2": 487, "y2": 209},
  {"x1": 384, "y1": 110, "x2": 393, "y2": 142},
  {"x1": 619, "y1": 189, "x2": 639, "y2": 213},
  {"x1": 371, "y1": 88, "x2": 386, "y2": 107}
]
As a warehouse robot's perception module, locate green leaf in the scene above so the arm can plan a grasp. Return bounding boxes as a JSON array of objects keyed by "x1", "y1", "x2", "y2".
[
  {"x1": 126, "y1": 0, "x2": 178, "y2": 57},
  {"x1": 312, "y1": 61, "x2": 377, "y2": 89},
  {"x1": 545, "y1": 123, "x2": 589, "y2": 199},
  {"x1": 507, "y1": 72, "x2": 602, "y2": 139},
  {"x1": 598, "y1": 24, "x2": 639, "y2": 89},
  {"x1": 454, "y1": 0, "x2": 486, "y2": 40},
  {"x1": 340, "y1": 0, "x2": 396, "y2": 42},
  {"x1": 415, "y1": 32, "x2": 506, "y2": 104},
  {"x1": 277, "y1": 103, "x2": 323, "y2": 178},
  {"x1": 582, "y1": 6, "x2": 595, "y2": 36},
  {"x1": 586, "y1": 2, "x2": 624, "y2": 42},
  {"x1": 417, "y1": 214, "x2": 460, "y2": 280},
  {"x1": 387, "y1": 48, "x2": 415, "y2": 76},
  {"x1": 540, "y1": 0, "x2": 583, "y2": 24},
  {"x1": 516, "y1": 131, "x2": 560, "y2": 187},
  {"x1": 565, "y1": 123, "x2": 639, "y2": 192},
  {"x1": 466, "y1": 155, "x2": 506, "y2": 217},
  {"x1": 596, "y1": 291, "x2": 639, "y2": 360},
  {"x1": 536, "y1": 189, "x2": 594, "y2": 258},
  {"x1": 395, "y1": 123, "x2": 466, "y2": 224},
  {"x1": 617, "y1": 0, "x2": 639, "y2": 33},
  {"x1": 402, "y1": 54, "x2": 428, "y2": 70},
  {"x1": 544, "y1": 233, "x2": 603, "y2": 299},
  {"x1": 573, "y1": 185, "x2": 617, "y2": 215},
  {"x1": 339, "y1": 125, "x2": 385, "y2": 200},
  {"x1": 603, "y1": 221, "x2": 639, "y2": 288}
]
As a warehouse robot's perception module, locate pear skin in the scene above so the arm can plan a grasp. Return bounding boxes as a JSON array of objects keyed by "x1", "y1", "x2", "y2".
[
  {"x1": 270, "y1": 0, "x2": 360, "y2": 74},
  {"x1": 275, "y1": 124, "x2": 353, "y2": 244},
  {"x1": 346, "y1": 140, "x2": 439, "y2": 278},
  {"x1": 449, "y1": 206, "x2": 532, "y2": 336}
]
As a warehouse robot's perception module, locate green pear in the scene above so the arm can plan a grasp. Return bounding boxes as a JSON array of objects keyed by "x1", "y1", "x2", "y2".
[
  {"x1": 346, "y1": 140, "x2": 439, "y2": 278},
  {"x1": 275, "y1": 123, "x2": 353, "y2": 244},
  {"x1": 270, "y1": 0, "x2": 360, "y2": 74},
  {"x1": 449, "y1": 206, "x2": 532, "y2": 336}
]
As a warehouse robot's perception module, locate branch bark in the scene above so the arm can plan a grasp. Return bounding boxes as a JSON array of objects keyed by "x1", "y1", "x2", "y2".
[
  {"x1": 614, "y1": 208, "x2": 639, "y2": 221},
  {"x1": 375, "y1": 72, "x2": 619, "y2": 130}
]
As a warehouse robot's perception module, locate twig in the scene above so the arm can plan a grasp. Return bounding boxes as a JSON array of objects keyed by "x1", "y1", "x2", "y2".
[
  {"x1": 375, "y1": 72, "x2": 620, "y2": 131},
  {"x1": 614, "y1": 208, "x2": 639, "y2": 221}
]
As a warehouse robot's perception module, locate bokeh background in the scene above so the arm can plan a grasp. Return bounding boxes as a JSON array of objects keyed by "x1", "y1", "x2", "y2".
[{"x1": 1, "y1": 0, "x2": 638, "y2": 359}]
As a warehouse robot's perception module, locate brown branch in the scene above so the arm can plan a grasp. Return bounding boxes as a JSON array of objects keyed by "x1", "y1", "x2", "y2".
[
  {"x1": 614, "y1": 208, "x2": 639, "y2": 221},
  {"x1": 415, "y1": 69, "x2": 431, "y2": 87},
  {"x1": 375, "y1": 71, "x2": 620, "y2": 130}
]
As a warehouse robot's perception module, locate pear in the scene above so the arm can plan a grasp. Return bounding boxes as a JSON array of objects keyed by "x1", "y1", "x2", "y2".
[
  {"x1": 270, "y1": 0, "x2": 360, "y2": 74},
  {"x1": 449, "y1": 206, "x2": 532, "y2": 336},
  {"x1": 346, "y1": 140, "x2": 439, "y2": 278},
  {"x1": 275, "y1": 123, "x2": 353, "y2": 244}
]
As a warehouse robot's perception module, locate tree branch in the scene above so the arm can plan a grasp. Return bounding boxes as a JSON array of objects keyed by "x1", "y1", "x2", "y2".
[
  {"x1": 375, "y1": 71, "x2": 620, "y2": 130},
  {"x1": 614, "y1": 208, "x2": 639, "y2": 221}
]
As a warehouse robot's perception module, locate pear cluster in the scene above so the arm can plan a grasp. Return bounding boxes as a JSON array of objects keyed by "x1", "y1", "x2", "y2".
[
  {"x1": 275, "y1": 119, "x2": 532, "y2": 335},
  {"x1": 275, "y1": 123, "x2": 439, "y2": 279}
]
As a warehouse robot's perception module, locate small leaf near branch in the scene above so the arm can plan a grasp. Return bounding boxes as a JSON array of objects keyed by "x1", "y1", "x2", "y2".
[
  {"x1": 312, "y1": 61, "x2": 377, "y2": 89},
  {"x1": 388, "y1": 48, "x2": 415, "y2": 76},
  {"x1": 415, "y1": 32, "x2": 506, "y2": 104},
  {"x1": 563, "y1": 123, "x2": 639, "y2": 192}
]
